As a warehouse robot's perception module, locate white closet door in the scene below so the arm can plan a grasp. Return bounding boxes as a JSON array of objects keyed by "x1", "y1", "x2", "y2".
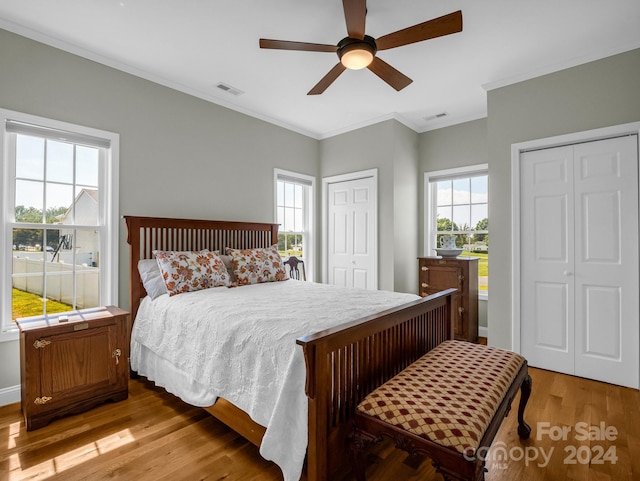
[
  {"x1": 521, "y1": 145, "x2": 575, "y2": 375},
  {"x1": 521, "y1": 135, "x2": 639, "y2": 388},
  {"x1": 573, "y1": 137, "x2": 638, "y2": 387}
]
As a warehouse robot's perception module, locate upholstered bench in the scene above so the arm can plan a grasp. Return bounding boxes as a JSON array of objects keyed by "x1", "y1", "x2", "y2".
[{"x1": 349, "y1": 340, "x2": 532, "y2": 481}]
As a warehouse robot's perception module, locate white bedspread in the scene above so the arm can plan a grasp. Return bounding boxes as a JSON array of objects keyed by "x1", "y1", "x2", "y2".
[{"x1": 130, "y1": 280, "x2": 419, "y2": 481}]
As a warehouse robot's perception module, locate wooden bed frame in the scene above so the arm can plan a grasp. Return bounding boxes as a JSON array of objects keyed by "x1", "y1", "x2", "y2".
[{"x1": 124, "y1": 215, "x2": 456, "y2": 481}]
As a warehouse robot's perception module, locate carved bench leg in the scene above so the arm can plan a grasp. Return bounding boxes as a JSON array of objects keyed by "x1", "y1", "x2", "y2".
[
  {"x1": 517, "y1": 374, "x2": 532, "y2": 439},
  {"x1": 348, "y1": 427, "x2": 379, "y2": 481}
]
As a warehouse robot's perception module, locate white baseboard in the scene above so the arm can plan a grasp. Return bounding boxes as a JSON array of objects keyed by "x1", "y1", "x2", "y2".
[
  {"x1": 479, "y1": 326, "x2": 489, "y2": 339},
  {"x1": 0, "y1": 384, "x2": 20, "y2": 407}
]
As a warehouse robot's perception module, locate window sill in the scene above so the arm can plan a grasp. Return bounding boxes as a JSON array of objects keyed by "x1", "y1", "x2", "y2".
[{"x1": 0, "y1": 328, "x2": 19, "y2": 343}]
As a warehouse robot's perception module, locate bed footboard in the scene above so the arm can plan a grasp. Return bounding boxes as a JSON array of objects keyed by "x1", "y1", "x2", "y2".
[{"x1": 296, "y1": 288, "x2": 456, "y2": 481}]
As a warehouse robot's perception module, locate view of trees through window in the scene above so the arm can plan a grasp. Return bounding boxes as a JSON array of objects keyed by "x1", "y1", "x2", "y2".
[{"x1": 434, "y1": 174, "x2": 488, "y2": 292}]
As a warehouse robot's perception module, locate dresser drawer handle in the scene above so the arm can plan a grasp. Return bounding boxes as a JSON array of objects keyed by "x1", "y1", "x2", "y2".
[
  {"x1": 421, "y1": 266, "x2": 429, "y2": 271},
  {"x1": 34, "y1": 396, "x2": 52, "y2": 405},
  {"x1": 421, "y1": 282, "x2": 428, "y2": 288}
]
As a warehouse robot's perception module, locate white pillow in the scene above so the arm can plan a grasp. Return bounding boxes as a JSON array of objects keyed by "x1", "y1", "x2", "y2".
[
  {"x1": 220, "y1": 254, "x2": 237, "y2": 284},
  {"x1": 137, "y1": 258, "x2": 167, "y2": 300}
]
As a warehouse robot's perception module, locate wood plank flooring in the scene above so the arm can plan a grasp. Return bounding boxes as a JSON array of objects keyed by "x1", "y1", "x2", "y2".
[{"x1": 1, "y1": 368, "x2": 638, "y2": 481}]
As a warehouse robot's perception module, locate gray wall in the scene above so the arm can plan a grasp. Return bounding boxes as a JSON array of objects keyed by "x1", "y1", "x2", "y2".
[
  {"x1": 487, "y1": 48, "x2": 640, "y2": 349},
  {"x1": 392, "y1": 122, "x2": 419, "y2": 294},
  {"x1": 0, "y1": 28, "x2": 319, "y2": 390},
  {"x1": 319, "y1": 120, "x2": 420, "y2": 293}
]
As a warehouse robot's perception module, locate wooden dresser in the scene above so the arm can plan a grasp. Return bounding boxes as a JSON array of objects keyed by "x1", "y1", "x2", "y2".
[
  {"x1": 17, "y1": 306, "x2": 130, "y2": 431},
  {"x1": 418, "y1": 257, "x2": 478, "y2": 342}
]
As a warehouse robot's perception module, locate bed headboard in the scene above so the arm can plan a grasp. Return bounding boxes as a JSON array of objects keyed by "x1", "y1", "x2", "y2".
[{"x1": 124, "y1": 216, "x2": 279, "y2": 320}]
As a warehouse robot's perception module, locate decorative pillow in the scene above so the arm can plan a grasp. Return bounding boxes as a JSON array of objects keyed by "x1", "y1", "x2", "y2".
[
  {"x1": 225, "y1": 246, "x2": 287, "y2": 285},
  {"x1": 138, "y1": 259, "x2": 168, "y2": 300},
  {"x1": 153, "y1": 249, "x2": 231, "y2": 296}
]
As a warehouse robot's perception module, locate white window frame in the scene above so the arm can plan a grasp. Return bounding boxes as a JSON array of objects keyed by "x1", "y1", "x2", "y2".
[
  {"x1": 274, "y1": 169, "x2": 315, "y2": 281},
  {"x1": 0, "y1": 109, "x2": 120, "y2": 341},
  {"x1": 424, "y1": 163, "x2": 488, "y2": 299}
]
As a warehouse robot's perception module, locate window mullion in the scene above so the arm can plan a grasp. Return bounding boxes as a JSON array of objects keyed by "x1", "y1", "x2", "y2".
[{"x1": 42, "y1": 140, "x2": 48, "y2": 224}]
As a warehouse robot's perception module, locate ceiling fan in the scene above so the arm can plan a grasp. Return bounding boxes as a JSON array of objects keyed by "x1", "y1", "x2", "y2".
[{"x1": 259, "y1": 0, "x2": 462, "y2": 95}]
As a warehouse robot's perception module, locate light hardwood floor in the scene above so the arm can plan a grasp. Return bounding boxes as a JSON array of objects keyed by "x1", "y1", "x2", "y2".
[{"x1": 1, "y1": 368, "x2": 639, "y2": 481}]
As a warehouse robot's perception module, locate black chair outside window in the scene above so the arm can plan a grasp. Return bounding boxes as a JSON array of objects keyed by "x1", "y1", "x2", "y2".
[{"x1": 284, "y1": 256, "x2": 306, "y2": 281}]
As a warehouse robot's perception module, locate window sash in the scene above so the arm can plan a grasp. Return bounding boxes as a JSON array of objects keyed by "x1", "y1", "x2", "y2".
[
  {"x1": 1, "y1": 109, "x2": 119, "y2": 338},
  {"x1": 274, "y1": 169, "x2": 315, "y2": 281}
]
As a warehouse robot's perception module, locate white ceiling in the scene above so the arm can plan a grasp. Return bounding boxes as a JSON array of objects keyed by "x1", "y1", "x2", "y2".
[{"x1": 1, "y1": 1, "x2": 639, "y2": 139}]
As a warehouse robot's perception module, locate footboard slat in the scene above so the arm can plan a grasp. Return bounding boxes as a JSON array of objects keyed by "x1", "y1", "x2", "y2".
[{"x1": 297, "y1": 288, "x2": 456, "y2": 481}]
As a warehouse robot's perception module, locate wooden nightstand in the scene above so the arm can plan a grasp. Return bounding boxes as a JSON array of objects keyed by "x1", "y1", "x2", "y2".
[
  {"x1": 17, "y1": 306, "x2": 130, "y2": 431},
  {"x1": 418, "y1": 257, "x2": 478, "y2": 342}
]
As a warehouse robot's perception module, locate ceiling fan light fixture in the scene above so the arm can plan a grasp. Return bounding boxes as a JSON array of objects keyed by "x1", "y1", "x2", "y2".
[
  {"x1": 341, "y1": 47, "x2": 374, "y2": 70},
  {"x1": 338, "y1": 36, "x2": 377, "y2": 70}
]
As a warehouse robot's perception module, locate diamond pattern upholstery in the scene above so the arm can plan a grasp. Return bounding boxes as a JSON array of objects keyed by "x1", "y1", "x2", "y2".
[{"x1": 356, "y1": 340, "x2": 525, "y2": 455}]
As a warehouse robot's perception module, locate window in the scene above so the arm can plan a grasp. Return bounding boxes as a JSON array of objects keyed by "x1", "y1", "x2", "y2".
[
  {"x1": 274, "y1": 169, "x2": 314, "y2": 280},
  {"x1": 1, "y1": 109, "x2": 119, "y2": 339},
  {"x1": 425, "y1": 165, "x2": 488, "y2": 296}
]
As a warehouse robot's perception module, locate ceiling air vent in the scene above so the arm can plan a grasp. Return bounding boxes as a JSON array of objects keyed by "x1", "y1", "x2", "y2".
[
  {"x1": 423, "y1": 112, "x2": 448, "y2": 121},
  {"x1": 215, "y1": 82, "x2": 244, "y2": 96}
]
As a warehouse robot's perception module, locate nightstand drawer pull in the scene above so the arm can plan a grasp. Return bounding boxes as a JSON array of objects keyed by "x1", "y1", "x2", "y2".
[
  {"x1": 73, "y1": 322, "x2": 89, "y2": 331},
  {"x1": 33, "y1": 339, "x2": 51, "y2": 349},
  {"x1": 421, "y1": 266, "x2": 429, "y2": 271},
  {"x1": 112, "y1": 348, "x2": 122, "y2": 365},
  {"x1": 34, "y1": 396, "x2": 52, "y2": 405}
]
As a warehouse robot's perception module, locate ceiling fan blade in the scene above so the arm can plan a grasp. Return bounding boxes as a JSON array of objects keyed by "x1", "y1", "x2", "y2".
[
  {"x1": 367, "y1": 57, "x2": 413, "y2": 91},
  {"x1": 376, "y1": 10, "x2": 462, "y2": 51},
  {"x1": 342, "y1": 0, "x2": 366, "y2": 39},
  {"x1": 308, "y1": 63, "x2": 347, "y2": 95},
  {"x1": 259, "y1": 39, "x2": 337, "y2": 53}
]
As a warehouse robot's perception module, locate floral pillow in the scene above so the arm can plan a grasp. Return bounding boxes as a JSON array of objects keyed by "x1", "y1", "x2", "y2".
[
  {"x1": 153, "y1": 249, "x2": 231, "y2": 296},
  {"x1": 225, "y1": 246, "x2": 287, "y2": 285}
]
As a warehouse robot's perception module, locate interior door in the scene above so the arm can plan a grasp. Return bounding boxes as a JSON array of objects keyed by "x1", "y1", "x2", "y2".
[
  {"x1": 520, "y1": 135, "x2": 639, "y2": 388},
  {"x1": 327, "y1": 175, "x2": 376, "y2": 289},
  {"x1": 572, "y1": 137, "x2": 639, "y2": 387},
  {"x1": 520, "y1": 145, "x2": 575, "y2": 375}
]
